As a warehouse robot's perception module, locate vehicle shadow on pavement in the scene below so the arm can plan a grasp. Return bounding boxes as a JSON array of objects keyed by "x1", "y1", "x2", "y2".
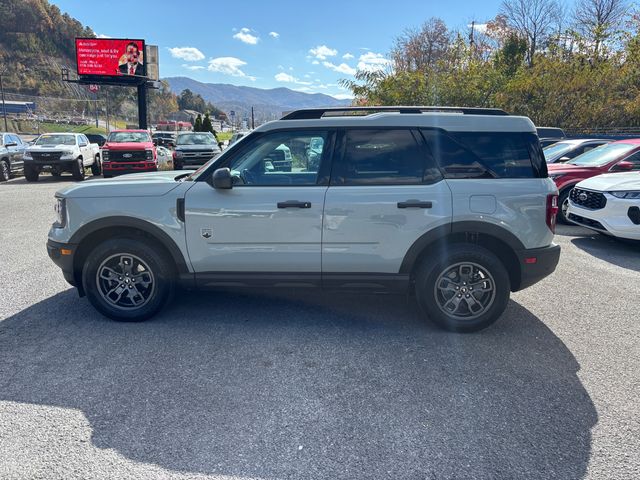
[
  {"x1": 0, "y1": 289, "x2": 597, "y2": 479},
  {"x1": 571, "y1": 234, "x2": 640, "y2": 272}
]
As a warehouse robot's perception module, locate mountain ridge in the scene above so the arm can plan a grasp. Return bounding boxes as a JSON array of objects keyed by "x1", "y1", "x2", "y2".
[{"x1": 163, "y1": 76, "x2": 350, "y2": 121}]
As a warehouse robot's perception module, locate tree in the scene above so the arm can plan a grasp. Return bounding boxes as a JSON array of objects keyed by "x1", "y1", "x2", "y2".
[
  {"x1": 574, "y1": 0, "x2": 629, "y2": 59},
  {"x1": 202, "y1": 112, "x2": 216, "y2": 136},
  {"x1": 392, "y1": 18, "x2": 452, "y2": 72},
  {"x1": 193, "y1": 114, "x2": 202, "y2": 132},
  {"x1": 500, "y1": 0, "x2": 560, "y2": 66}
]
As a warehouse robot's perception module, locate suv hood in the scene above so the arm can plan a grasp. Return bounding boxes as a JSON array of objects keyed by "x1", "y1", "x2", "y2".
[
  {"x1": 547, "y1": 163, "x2": 600, "y2": 175},
  {"x1": 175, "y1": 144, "x2": 219, "y2": 152},
  {"x1": 28, "y1": 144, "x2": 75, "y2": 151},
  {"x1": 55, "y1": 170, "x2": 191, "y2": 198},
  {"x1": 577, "y1": 172, "x2": 640, "y2": 192}
]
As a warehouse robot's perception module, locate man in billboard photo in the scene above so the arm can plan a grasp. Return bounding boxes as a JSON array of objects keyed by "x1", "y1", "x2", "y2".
[{"x1": 118, "y1": 41, "x2": 144, "y2": 76}]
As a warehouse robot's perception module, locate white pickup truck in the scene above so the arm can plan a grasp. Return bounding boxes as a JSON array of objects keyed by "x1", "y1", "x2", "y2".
[{"x1": 24, "y1": 132, "x2": 102, "y2": 182}]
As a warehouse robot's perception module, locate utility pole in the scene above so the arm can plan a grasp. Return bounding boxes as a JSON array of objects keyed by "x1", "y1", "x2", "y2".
[
  {"x1": 94, "y1": 91, "x2": 99, "y2": 128},
  {"x1": 469, "y1": 21, "x2": 476, "y2": 49},
  {"x1": 105, "y1": 87, "x2": 110, "y2": 132},
  {"x1": 0, "y1": 71, "x2": 8, "y2": 132},
  {"x1": 251, "y1": 106, "x2": 255, "y2": 130}
]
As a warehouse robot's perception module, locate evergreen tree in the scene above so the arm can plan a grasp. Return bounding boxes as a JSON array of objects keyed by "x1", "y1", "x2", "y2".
[
  {"x1": 202, "y1": 113, "x2": 213, "y2": 134},
  {"x1": 193, "y1": 114, "x2": 203, "y2": 132}
]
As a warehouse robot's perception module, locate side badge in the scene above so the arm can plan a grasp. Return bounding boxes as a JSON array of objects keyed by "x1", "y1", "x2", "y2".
[{"x1": 201, "y1": 228, "x2": 213, "y2": 239}]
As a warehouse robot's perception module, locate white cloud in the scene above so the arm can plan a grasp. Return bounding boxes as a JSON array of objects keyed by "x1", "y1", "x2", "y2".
[
  {"x1": 309, "y1": 45, "x2": 338, "y2": 60},
  {"x1": 342, "y1": 53, "x2": 354, "y2": 60},
  {"x1": 469, "y1": 23, "x2": 488, "y2": 34},
  {"x1": 168, "y1": 47, "x2": 205, "y2": 62},
  {"x1": 322, "y1": 61, "x2": 357, "y2": 76},
  {"x1": 208, "y1": 57, "x2": 255, "y2": 80},
  {"x1": 357, "y1": 52, "x2": 391, "y2": 72},
  {"x1": 269, "y1": 31, "x2": 280, "y2": 38},
  {"x1": 233, "y1": 27, "x2": 259, "y2": 45},
  {"x1": 294, "y1": 87, "x2": 313, "y2": 92},
  {"x1": 182, "y1": 64, "x2": 205, "y2": 71},
  {"x1": 332, "y1": 93, "x2": 354, "y2": 100},
  {"x1": 275, "y1": 72, "x2": 312, "y2": 85},
  {"x1": 97, "y1": 33, "x2": 111, "y2": 39},
  {"x1": 311, "y1": 60, "x2": 320, "y2": 65}
]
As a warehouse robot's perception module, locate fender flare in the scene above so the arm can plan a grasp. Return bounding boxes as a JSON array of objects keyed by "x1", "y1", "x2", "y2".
[
  {"x1": 399, "y1": 221, "x2": 525, "y2": 274},
  {"x1": 69, "y1": 216, "x2": 190, "y2": 274}
]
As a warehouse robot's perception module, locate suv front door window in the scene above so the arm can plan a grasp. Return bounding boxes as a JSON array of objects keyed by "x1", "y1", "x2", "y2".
[{"x1": 184, "y1": 130, "x2": 333, "y2": 274}]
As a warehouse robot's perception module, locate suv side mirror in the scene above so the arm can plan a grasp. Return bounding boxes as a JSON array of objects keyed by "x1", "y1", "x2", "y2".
[
  {"x1": 611, "y1": 160, "x2": 634, "y2": 172},
  {"x1": 211, "y1": 167, "x2": 232, "y2": 189}
]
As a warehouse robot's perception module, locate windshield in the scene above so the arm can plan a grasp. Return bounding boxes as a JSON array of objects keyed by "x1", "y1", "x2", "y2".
[
  {"x1": 177, "y1": 133, "x2": 217, "y2": 146},
  {"x1": 543, "y1": 142, "x2": 574, "y2": 161},
  {"x1": 35, "y1": 135, "x2": 76, "y2": 146},
  {"x1": 107, "y1": 132, "x2": 151, "y2": 143},
  {"x1": 569, "y1": 143, "x2": 637, "y2": 166}
]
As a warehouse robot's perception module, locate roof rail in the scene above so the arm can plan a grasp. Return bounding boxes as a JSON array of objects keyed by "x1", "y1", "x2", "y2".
[{"x1": 281, "y1": 106, "x2": 509, "y2": 120}]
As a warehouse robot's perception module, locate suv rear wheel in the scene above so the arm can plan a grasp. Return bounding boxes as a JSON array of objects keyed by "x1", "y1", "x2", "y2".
[
  {"x1": 82, "y1": 238, "x2": 175, "y2": 322},
  {"x1": 415, "y1": 244, "x2": 510, "y2": 332}
]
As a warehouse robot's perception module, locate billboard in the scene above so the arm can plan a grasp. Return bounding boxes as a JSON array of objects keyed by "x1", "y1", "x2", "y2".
[{"x1": 75, "y1": 38, "x2": 146, "y2": 78}]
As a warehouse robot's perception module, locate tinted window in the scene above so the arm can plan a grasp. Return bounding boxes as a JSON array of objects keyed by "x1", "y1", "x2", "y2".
[
  {"x1": 621, "y1": 150, "x2": 640, "y2": 170},
  {"x1": 422, "y1": 130, "x2": 542, "y2": 179},
  {"x1": 107, "y1": 132, "x2": 151, "y2": 143},
  {"x1": 36, "y1": 135, "x2": 76, "y2": 146},
  {"x1": 336, "y1": 129, "x2": 440, "y2": 185},
  {"x1": 227, "y1": 130, "x2": 328, "y2": 186}
]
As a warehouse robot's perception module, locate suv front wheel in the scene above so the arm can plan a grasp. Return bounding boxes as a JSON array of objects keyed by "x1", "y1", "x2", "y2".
[
  {"x1": 415, "y1": 244, "x2": 510, "y2": 332},
  {"x1": 82, "y1": 238, "x2": 175, "y2": 322}
]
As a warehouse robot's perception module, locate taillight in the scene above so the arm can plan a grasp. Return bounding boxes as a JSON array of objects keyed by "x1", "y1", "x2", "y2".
[{"x1": 546, "y1": 194, "x2": 559, "y2": 233}]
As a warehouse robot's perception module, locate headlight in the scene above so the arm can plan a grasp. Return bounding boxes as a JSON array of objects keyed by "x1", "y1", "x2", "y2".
[
  {"x1": 549, "y1": 174, "x2": 565, "y2": 180},
  {"x1": 53, "y1": 197, "x2": 66, "y2": 228},
  {"x1": 23, "y1": 152, "x2": 33, "y2": 160},
  {"x1": 145, "y1": 149, "x2": 154, "y2": 160},
  {"x1": 102, "y1": 150, "x2": 109, "y2": 160},
  {"x1": 610, "y1": 191, "x2": 640, "y2": 199},
  {"x1": 60, "y1": 150, "x2": 74, "y2": 157}
]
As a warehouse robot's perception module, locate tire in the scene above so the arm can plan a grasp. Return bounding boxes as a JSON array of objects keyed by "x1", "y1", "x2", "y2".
[
  {"x1": 90, "y1": 155, "x2": 102, "y2": 176},
  {"x1": 24, "y1": 165, "x2": 39, "y2": 182},
  {"x1": 72, "y1": 157, "x2": 86, "y2": 181},
  {"x1": 82, "y1": 238, "x2": 175, "y2": 322},
  {"x1": 414, "y1": 244, "x2": 510, "y2": 332},
  {"x1": 558, "y1": 189, "x2": 572, "y2": 224},
  {"x1": 0, "y1": 159, "x2": 10, "y2": 182}
]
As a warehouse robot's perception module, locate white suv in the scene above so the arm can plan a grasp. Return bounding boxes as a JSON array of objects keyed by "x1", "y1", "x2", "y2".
[
  {"x1": 47, "y1": 107, "x2": 560, "y2": 332},
  {"x1": 567, "y1": 172, "x2": 640, "y2": 240}
]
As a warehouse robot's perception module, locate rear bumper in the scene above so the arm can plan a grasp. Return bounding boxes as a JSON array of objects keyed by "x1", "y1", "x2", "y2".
[
  {"x1": 47, "y1": 239, "x2": 78, "y2": 287},
  {"x1": 513, "y1": 244, "x2": 561, "y2": 291}
]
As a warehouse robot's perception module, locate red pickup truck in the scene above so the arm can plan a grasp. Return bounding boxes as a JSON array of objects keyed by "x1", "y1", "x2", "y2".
[
  {"x1": 101, "y1": 129, "x2": 157, "y2": 178},
  {"x1": 548, "y1": 139, "x2": 640, "y2": 222}
]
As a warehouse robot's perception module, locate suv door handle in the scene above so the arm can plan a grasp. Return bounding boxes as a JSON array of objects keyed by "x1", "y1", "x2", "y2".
[
  {"x1": 397, "y1": 200, "x2": 432, "y2": 209},
  {"x1": 277, "y1": 200, "x2": 312, "y2": 209}
]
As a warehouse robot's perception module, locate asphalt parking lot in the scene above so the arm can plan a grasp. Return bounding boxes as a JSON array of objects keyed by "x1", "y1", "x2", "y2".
[{"x1": 0, "y1": 174, "x2": 638, "y2": 480}]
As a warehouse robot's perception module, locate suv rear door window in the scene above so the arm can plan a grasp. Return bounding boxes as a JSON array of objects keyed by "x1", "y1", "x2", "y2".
[{"x1": 335, "y1": 129, "x2": 441, "y2": 185}]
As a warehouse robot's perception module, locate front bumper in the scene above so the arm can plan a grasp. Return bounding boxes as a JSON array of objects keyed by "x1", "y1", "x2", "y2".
[
  {"x1": 567, "y1": 197, "x2": 640, "y2": 240},
  {"x1": 103, "y1": 161, "x2": 158, "y2": 175},
  {"x1": 47, "y1": 239, "x2": 78, "y2": 287},
  {"x1": 514, "y1": 244, "x2": 561, "y2": 291}
]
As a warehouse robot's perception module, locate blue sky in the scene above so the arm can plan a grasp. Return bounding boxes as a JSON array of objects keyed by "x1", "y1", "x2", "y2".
[{"x1": 52, "y1": 0, "x2": 503, "y2": 99}]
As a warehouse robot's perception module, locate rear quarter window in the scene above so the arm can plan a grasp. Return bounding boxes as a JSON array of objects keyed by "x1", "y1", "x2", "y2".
[{"x1": 421, "y1": 130, "x2": 546, "y2": 179}]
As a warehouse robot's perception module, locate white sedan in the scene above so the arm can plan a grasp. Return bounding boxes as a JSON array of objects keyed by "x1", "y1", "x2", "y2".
[{"x1": 567, "y1": 171, "x2": 640, "y2": 240}]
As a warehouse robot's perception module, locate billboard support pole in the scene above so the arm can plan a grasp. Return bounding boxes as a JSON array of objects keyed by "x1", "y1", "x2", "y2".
[
  {"x1": 0, "y1": 73, "x2": 8, "y2": 132},
  {"x1": 137, "y1": 82, "x2": 147, "y2": 130}
]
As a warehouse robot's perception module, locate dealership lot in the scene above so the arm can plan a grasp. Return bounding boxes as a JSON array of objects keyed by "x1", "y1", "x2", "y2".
[{"x1": 0, "y1": 175, "x2": 638, "y2": 479}]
